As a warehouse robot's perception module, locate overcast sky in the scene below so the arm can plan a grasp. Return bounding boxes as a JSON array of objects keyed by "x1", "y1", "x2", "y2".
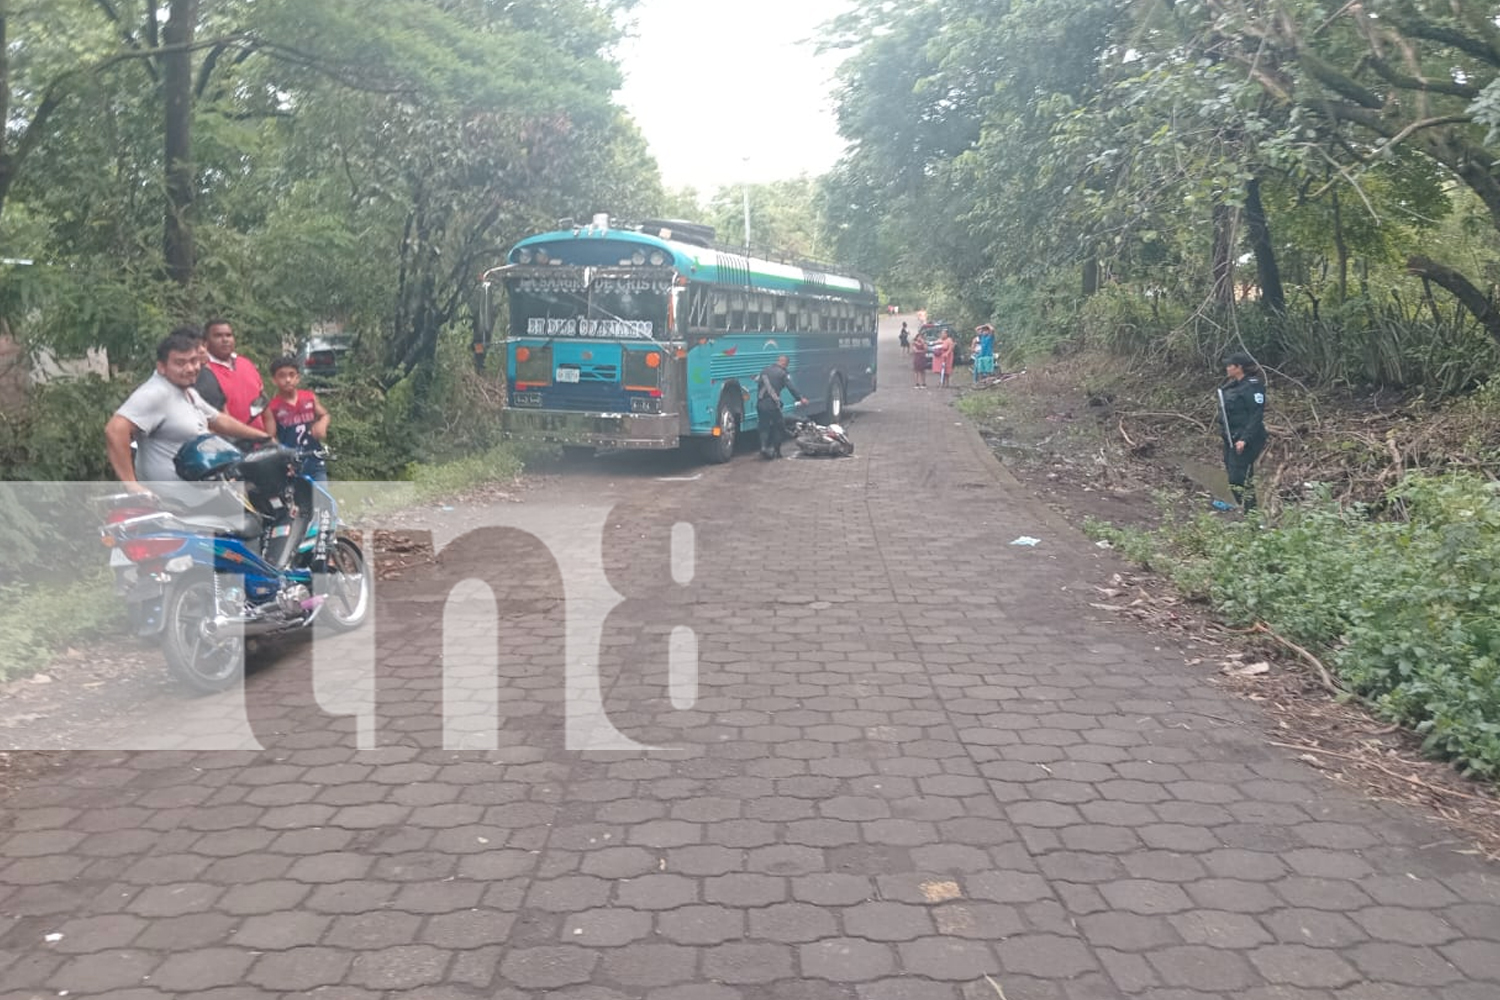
[{"x1": 613, "y1": 0, "x2": 855, "y2": 194}]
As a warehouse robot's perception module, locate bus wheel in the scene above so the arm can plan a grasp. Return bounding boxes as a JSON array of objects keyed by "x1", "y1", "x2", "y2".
[
  {"x1": 702, "y1": 396, "x2": 738, "y2": 464},
  {"x1": 826, "y1": 375, "x2": 846, "y2": 421}
]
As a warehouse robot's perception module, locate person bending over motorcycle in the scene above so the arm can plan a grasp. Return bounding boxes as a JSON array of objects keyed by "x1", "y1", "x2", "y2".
[
  {"x1": 756, "y1": 355, "x2": 808, "y2": 460},
  {"x1": 105, "y1": 328, "x2": 272, "y2": 502}
]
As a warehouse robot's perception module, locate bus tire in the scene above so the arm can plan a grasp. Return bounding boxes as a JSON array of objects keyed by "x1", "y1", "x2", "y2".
[
  {"x1": 826, "y1": 374, "x2": 846, "y2": 422},
  {"x1": 701, "y1": 394, "x2": 739, "y2": 464}
]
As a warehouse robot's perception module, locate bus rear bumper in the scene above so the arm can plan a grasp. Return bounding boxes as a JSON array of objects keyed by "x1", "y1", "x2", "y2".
[{"x1": 501, "y1": 409, "x2": 682, "y2": 449}]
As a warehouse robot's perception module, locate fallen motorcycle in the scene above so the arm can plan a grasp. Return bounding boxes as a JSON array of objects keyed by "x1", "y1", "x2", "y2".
[
  {"x1": 100, "y1": 436, "x2": 369, "y2": 693},
  {"x1": 785, "y1": 414, "x2": 854, "y2": 457}
]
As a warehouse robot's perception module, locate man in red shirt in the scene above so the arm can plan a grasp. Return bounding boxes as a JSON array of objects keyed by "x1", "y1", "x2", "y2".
[{"x1": 202, "y1": 318, "x2": 265, "y2": 429}]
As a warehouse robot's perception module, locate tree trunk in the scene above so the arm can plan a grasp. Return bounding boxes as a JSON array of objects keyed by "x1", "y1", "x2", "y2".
[
  {"x1": 162, "y1": 0, "x2": 198, "y2": 288},
  {"x1": 1407, "y1": 256, "x2": 1500, "y2": 349},
  {"x1": 1243, "y1": 177, "x2": 1285, "y2": 314},
  {"x1": 0, "y1": 10, "x2": 9, "y2": 214},
  {"x1": 1331, "y1": 187, "x2": 1348, "y2": 304},
  {"x1": 1210, "y1": 203, "x2": 1235, "y2": 310},
  {"x1": 1082, "y1": 258, "x2": 1100, "y2": 296}
]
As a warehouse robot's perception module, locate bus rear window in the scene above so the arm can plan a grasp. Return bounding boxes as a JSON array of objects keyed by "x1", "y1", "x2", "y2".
[{"x1": 508, "y1": 276, "x2": 669, "y2": 341}]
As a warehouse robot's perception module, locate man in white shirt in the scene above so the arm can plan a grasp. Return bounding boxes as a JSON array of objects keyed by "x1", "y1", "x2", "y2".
[{"x1": 105, "y1": 328, "x2": 272, "y2": 496}]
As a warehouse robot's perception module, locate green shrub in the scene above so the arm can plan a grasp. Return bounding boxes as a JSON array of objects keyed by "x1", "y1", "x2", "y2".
[
  {"x1": 0, "y1": 570, "x2": 123, "y2": 681},
  {"x1": 1096, "y1": 473, "x2": 1500, "y2": 777},
  {"x1": 1331, "y1": 474, "x2": 1500, "y2": 775},
  {"x1": 0, "y1": 376, "x2": 131, "y2": 480}
]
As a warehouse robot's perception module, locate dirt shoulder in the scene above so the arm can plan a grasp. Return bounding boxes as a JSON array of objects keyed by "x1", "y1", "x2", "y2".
[{"x1": 959, "y1": 354, "x2": 1500, "y2": 858}]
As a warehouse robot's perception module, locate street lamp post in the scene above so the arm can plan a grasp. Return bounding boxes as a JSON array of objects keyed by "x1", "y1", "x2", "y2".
[{"x1": 742, "y1": 156, "x2": 751, "y2": 249}]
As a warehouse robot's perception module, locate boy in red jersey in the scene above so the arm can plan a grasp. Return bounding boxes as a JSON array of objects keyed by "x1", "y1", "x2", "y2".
[{"x1": 267, "y1": 356, "x2": 331, "y2": 481}]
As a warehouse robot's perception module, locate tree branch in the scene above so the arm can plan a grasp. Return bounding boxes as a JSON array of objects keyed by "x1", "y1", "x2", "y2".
[
  {"x1": 1296, "y1": 50, "x2": 1385, "y2": 109},
  {"x1": 195, "y1": 41, "x2": 231, "y2": 99},
  {"x1": 1383, "y1": 14, "x2": 1500, "y2": 69},
  {"x1": 1406, "y1": 255, "x2": 1500, "y2": 349},
  {"x1": 1365, "y1": 55, "x2": 1480, "y2": 100},
  {"x1": 90, "y1": 0, "x2": 158, "y2": 84}
]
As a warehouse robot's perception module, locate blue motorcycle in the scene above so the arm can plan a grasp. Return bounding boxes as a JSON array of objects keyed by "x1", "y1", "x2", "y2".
[{"x1": 101, "y1": 435, "x2": 369, "y2": 693}]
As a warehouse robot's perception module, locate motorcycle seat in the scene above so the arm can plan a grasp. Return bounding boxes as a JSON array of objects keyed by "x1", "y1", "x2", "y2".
[{"x1": 177, "y1": 512, "x2": 261, "y2": 539}]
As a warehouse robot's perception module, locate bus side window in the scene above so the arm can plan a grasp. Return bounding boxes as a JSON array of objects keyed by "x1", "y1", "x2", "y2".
[
  {"x1": 774, "y1": 302, "x2": 787, "y2": 332},
  {"x1": 712, "y1": 292, "x2": 729, "y2": 332},
  {"x1": 730, "y1": 294, "x2": 746, "y2": 332},
  {"x1": 687, "y1": 286, "x2": 711, "y2": 333}
]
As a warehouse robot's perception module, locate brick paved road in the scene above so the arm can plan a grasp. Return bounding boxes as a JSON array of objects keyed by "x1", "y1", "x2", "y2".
[{"x1": 1, "y1": 316, "x2": 1498, "y2": 998}]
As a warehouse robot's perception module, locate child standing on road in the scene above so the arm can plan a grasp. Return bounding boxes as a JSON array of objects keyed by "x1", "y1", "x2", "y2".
[{"x1": 267, "y1": 356, "x2": 331, "y2": 481}]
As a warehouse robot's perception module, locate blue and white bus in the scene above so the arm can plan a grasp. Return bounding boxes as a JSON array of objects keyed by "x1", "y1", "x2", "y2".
[{"x1": 476, "y1": 215, "x2": 878, "y2": 462}]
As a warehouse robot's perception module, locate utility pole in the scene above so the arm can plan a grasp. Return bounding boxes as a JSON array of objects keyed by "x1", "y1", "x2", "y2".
[{"x1": 742, "y1": 156, "x2": 751, "y2": 249}]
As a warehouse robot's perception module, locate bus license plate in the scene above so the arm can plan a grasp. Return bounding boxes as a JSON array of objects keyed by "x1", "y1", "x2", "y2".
[{"x1": 555, "y1": 368, "x2": 580, "y2": 383}]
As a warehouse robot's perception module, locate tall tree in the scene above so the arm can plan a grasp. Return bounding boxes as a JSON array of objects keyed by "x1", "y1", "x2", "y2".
[{"x1": 162, "y1": 0, "x2": 198, "y2": 287}]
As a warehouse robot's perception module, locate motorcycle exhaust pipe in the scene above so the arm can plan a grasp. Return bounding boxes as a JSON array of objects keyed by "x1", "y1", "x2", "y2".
[{"x1": 208, "y1": 595, "x2": 326, "y2": 637}]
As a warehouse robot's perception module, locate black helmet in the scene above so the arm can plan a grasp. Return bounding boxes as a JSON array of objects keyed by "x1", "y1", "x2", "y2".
[{"x1": 174, "y1": 434, "x2": 242, "y2": 481}]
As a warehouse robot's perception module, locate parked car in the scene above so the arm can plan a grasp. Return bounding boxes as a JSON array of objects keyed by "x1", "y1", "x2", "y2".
[{"x1": 295, "y1": 333, "x2": 355, "y2": 381}]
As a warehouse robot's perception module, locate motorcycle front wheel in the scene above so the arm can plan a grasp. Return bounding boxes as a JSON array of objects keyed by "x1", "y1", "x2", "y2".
[
  {"x1": 316, "y1": 537, "x2": 371, "y2": 632},
  {"x1": 161, "y1": 577, "x2": 244, "y2": 694}
]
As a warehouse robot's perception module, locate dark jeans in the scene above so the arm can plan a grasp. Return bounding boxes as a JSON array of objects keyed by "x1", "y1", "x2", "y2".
[
  {"x1": 758, "y1": 402, "x2": 787, "y2": 456},
  {"x1": 1223, "y1": 437, "x2": 1266, "y2": 510}
]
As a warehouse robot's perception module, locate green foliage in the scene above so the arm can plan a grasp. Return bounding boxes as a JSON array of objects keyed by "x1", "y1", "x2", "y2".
[
  {"x1": 1333, "y1": 475, "x2": 1500, "y2": 776},
  {"x1": 405, "y1": 445, "x2": 524, "y2": 501},
  {"x1": 0, "y1": 0, "x2": 663, "y2": 490},
  {"x1": 1096, "y1": 474, "x2": 1500, "y2": 777},
  {"x1": 0, "y1": 571, "x2": 123, "y2": 682},
  {"x1": 0, "y1": 376, "x2": 132, "y2": 481},
  {"x1": 824, "y1": 0, "x2": 1500, "y2": 398},
  {"x1": 706, "y1": 178, "x2": 830, "y2": 260}
]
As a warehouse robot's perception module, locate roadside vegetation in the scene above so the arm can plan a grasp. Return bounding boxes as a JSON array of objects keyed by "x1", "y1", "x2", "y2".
[
  {"x1": 827, "y1": 0, "x2": 1500, "y2": 780},
  {"x1": 958, "y1": 356, "x2": 1500, "y2": 780},
  {"x1": 1088, "y1": 475, "x2": 1500, "y2": 779}
]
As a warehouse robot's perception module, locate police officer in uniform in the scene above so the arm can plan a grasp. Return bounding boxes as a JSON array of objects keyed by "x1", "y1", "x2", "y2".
[
  {"x1": 1217, "y1": 351, "x2": 1267, "y2": 511},
  {"x1": 756, "y1": 355, "x2": 808, "y2": 459}
]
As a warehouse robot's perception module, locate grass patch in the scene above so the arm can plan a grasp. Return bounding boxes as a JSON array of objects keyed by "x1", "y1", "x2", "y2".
[
  {"x1": 0, "y1": 569, "x2": 123, "y2": 682},
  {"x1": 1088, "y1": 474, "x2": 1500, "y2": 778},
  {"x1": 330, "y1": 442, "x2": 530, "y2": 523},
  {"x1": 956, "y1": 390, "x2": 1008, "y2": 421}
]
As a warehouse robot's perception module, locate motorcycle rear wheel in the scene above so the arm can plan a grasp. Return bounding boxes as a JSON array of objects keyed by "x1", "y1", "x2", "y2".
[
  {"x1": 162, "y1": 578, "x2": 244, "y2": 694},
  {"x1": 316, "y1": 537, "x2": 370, "y2": 631}
]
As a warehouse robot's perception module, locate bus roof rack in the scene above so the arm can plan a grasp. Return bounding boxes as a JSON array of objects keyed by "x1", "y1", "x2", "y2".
[
  {"x1": 635, "y1": 219, "x2": 717, "y2": 247},
  {"x1": 617, "y1": 218, "x2": 876, "y2": 294}
]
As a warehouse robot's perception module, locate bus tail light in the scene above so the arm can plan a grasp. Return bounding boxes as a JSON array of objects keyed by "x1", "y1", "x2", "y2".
[
  {"x1": 515, "y1": 344, "x2": 552, "y2": 385},
  {"x1": 623, "y1": 349, "x2": 662, "y2": 393}
]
